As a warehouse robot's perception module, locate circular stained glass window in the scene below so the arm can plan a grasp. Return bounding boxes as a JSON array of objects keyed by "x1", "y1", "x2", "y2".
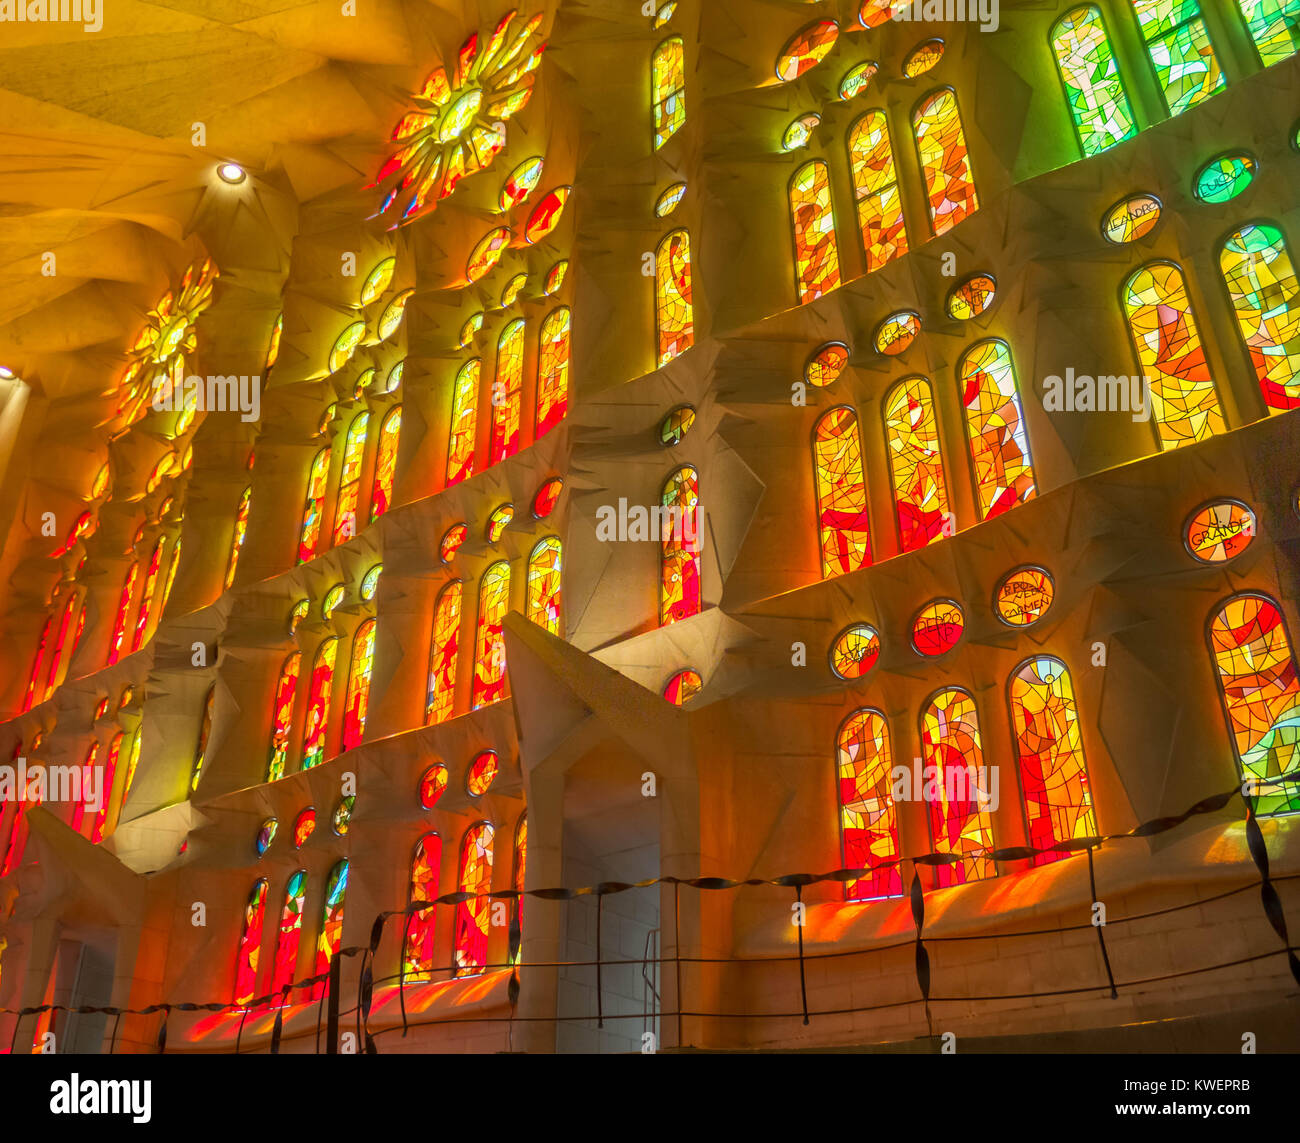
[
  {"x1": 782, "y1": 113, "x2": 821, "y2": 152},
  {"x1": 420, "y1": 764, "x2": 449, "y2": 809},
  {"x1": 459, "y1": 312, "x2": 484, "y2": 348},
  {"x1": 656, "y1": 182, "x2": 687, "y2": 217},
  {"x1": 329, "y1": 322, "x2": 366, "y2": 373},
  {"x1": 874, "y1": 312, "x2": 919, "y2": 356},
  {"x1": 256, "y1": 817, "x2": 278, "y2": 857},
  {"x1": 1101, "y1": 194, "x2": 1162, "y2": 244},
  {"x1": 829, "y1": 623, "x2": 880, "y2": 680},
  {"x1": 946, "y1": 274, "x2": 996, "y2": 320},
  {"x1": 440, "y1": 523, "x2": 469, "y2": 562},
  {"x1": 839, "y1": 60, "x2": 878, "y2": 100},
  {"x1": 660, "y1": 405, "x2": 697, "y2": 446},
  {"x1": 1184, "y1": 499, "x2": 1256, "y2": 563},
  {"x1": 1193, "y1": 153, "x2": 1257, "y2": 204},
  {"x1": 466, "y1": 227, "x2": 510, "y2": 282},
  {"x1": 499, "y1": 156, "x2": 544, "y2": 211},
  {"x1": 994, "y1": 567, "x2": 1055, "y2": 627},
  {"x1": 911, "y1": 599, "x2": 964, "y2": 656},
  {"x1": 903, "y1": 38, "x2": 943, "y2": 77},
  {"x1": 487, "y1": 504, "x2": 514, "y2": 543},
  {"x1": 332, "y1": 796, "x2": 354, "y2": 837},
  {"x1": 360, "y1": 564, "x2": 382, "y2": 601},
  {"x1": 360, "y1": 257, "x2": 396, "y2": 306},
  {"x1": 806, "y1": 342, "x2": 850, "y2": 387},
  {"x1": 293, "y1": 807, "x2": 316, "y2": 849},
  {"x1": 663, "y1": 669, "x2": 702, "y2": 706},
  {"x1": 467, "y1": 751, "x2": 499, "y2": 796},
  {"x1": 533, "y1": 478, "x2": 563, "y2": 519}
]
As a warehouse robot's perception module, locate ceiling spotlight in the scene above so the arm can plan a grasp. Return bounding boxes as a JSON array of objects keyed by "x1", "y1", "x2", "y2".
[
  {"x1": 216, "y1": 162, "x2": 247, "y2": 185},
  {"x1": 0, "y1": 366, "x2": 13, "y2": 379}
]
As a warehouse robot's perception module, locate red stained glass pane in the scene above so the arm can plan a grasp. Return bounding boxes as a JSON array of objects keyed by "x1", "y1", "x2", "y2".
[
  {"x1": 427, "y1": 581, "x2": 464, "y2": 724},
  {"x1": 453, "y1": 823, "x2": 495, "y2": 976},
  {"x1": 836, "y1": 709, "x2": 902, "y2": 900}
]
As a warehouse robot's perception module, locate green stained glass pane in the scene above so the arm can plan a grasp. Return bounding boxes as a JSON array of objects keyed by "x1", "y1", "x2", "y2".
[
  {"x1": 1050, "y1": 6, "x2": 1137, "y2": 157},
  {"x1": 1194, "y1": 153, "x2": 1257, "y2": 202},
  {"x1": 1236, "y1": 0, "x2": 1300, "y2": 66},
  {"x1": 1131, "y1": 0, "x2": 1204, "y2": 37},
  {"x1": 1129, "y1": 1, "x2": 1224, "y2": 117}
]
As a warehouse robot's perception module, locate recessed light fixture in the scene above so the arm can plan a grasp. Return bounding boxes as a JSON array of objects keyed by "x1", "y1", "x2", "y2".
[
  {"x1": 0, "y1": 366, "x2": 14, "y2": 378},
  {"x1": 216, "y1": 162, "x2": 246, "y2": 185}
]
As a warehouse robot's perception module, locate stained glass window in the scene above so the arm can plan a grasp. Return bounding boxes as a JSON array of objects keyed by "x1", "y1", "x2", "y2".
[
  {"x1": 813, "y1": 407, "x2": 872, "y2": 578},
  {"x1": 234, "y1": 878, "x2": 269, "y2": 1006},
  {"x1": 360, "y1": 257, "x2": 395, "y2": 305},
  {"x1": 487, "y1": 503, "x2": 514, "y2": 543},
  {"x1": 106, "y1": 561, "x2": 138, "y2": 666},
  {"x1": 840, "y1": 60, "x2": 879, "y2": 100},
  {"x1": 421, "y1": 764, "x2": 449, "y2": 808},
  {"x1": 90, "y1": 733, "x2": 123, "y2": 845},
  {"x1": 467, "y1": 228, "x2": 510, "y2": 283},
  {"x1": 333, "y1": 412, "x2": 370, "y2": 546},
  {"x1": 370, "y1": 407, "x2": 401, "y2": 522},
  {"x1": 664, "y1": 669, "x2": 702, "y2": 705},
  {"x1": 427, "y1": 581, "x2": 464, "y2": 725},
  {"x1": 270, "y1": 870, "x2": 307, "y2": 1001},
  {"x1": 1185, "y1": 500, "x2": 1256, "y2": 563},
  {"x1": 912, "y1": 600, "x2": 964, "y2": 656},
  {"x1": 1236, "y1": 0, "x2": 1300, "y2": 66},
  {"x1": 956, "y1": 340, "x2": 1036, "y2": 520},
  {"x1": 656, "y1": 229, "x2": 695, "y2": 365},
  {"x1": 404, "y1": 833, "x2": 442, "y2": 982},
  {"x1": 1218, "y1": 224, "x2": 1300, "y2": 413},
  {"x1": 511, "y1": 814, "x2": 527, "y2": 965},
  {"x1": 341, "y1": 619, "x2": 376, "y2": 751},
  {"x1": 447, "y1": 359, "x2": 480, "y2": 487},
  {"x1": 69, "y1": 742, "x2": 98, "y2": 837},
  {"x1": 311, "y1": 860, "x2": 349, "y2": 1000},
  {"x1": 1122, "y1": 261, "x2": 1226, "y2": 448},
  {"x1": 807, "y1": 343, "x2": 849, "y2": 388},
  {"x1": 322, "y1": 583, "x2": 345, "y2": 620},
  {"x1": 655, "y1": 182, "x2": 687, "y2": 217},
  {"x1": 293, "y1": 808, "x2": 316, "y2": 849},
  {"x1": 661, "y1": 466, "x2": 701, "y2": 625},
  {"x1": 21, "y1": 617, "x2": 50, "y2": 713},
  {"x1": 467, "y1": 750, "x2": 499, "y2": 796},
  {"x1": 830, "y1": 623, "x2": 880, "y2": 680},
  {"x1": 191, "y1": 685, "x2": 215, "y2": 792},
  {"x1": 224, "y1": 485, "x2": 251, "y2": 591},
  {"x1": 1209, "y1": 593, "x2": 1300, "y2": 816},
  {"x1": 532, "y1": 477, "x2": 563, "y2": 518},
  {"x1": 903, "y1": 38, "x2": 944, "y2": 77},
  {"x1": 947, "y1": 274, "x2": 997, "y2": 320},
  {"x1": 776, "y1": 20, "x2": 839, "y2": 82},
  {"x1": 159, "y1": 537, "x2": 182, "y2": 622},
  {"x1": 883, "y1": 376, "x2": 951, "y2": 553},
  {"x1": 302, "y1": 637, "x2": 338, "y2": 770},
  {"x1": 361, "y1": 563, "x2": 382, "y2": 601},
  {"x1": 652, "y1": 36, "x2": 686, "y2": 150},
  {"x1": 847, "y1": 111, "x2": 908, "y2": 274},
  {"x1": 660, "y1": 405, "x2": 696, "y2": 445},
  {"x1": 473, "y1": 561, "x2": 511, "y2": 709},
  {"x1": 859, "y1": 0, "x2": 902, "y2": 26},
  {"x1": 836, "y1": 709, "x2": 901, "y2": 900},
  {"x1": 1050, "y1": 6, "x2": 1137, "y2": 157},
  {"x1": 440, "y1": 524, "x2": 469, "y2": 563},
  {"x1": 130, "y1": 536, "x2": 166, "y2": 654},
  {"x1": 790, "y1": 160, "x2": 841, "y2": 303},
  {"x1": 501, "y1": 156, "x2": 544, "y2": 210},
  {"x1": 920, "y1": 688, "x2": 996, "y2": 887},
  {"x1": 1010, "y1": 657, "x2": 1097, "y2": 864},
  {"x1": 527, "y1": 537, "x2": 563, "y2": 635},
  {"x1": 912, "y1": 88, "x2": 978, "y2": 236},
  {"x1": 332, "y1": 796, "x2": 354, "y2": 836},
  {"x1": 536, "y1": 308, "x2": 570, "y2": 437},
  {"x1": 490, "y1": 319, "x2": 525, "y2": 465},
  {"x1": 43, "y1": 592, "x2": 81, "y2": 701},
  {"x1": 782, "y1": 112, "x2": 821, "y2": 151},
  {"x1": 1194, "y1": 153, "x2": 1257, "y2": 202},
  {"x1": 525, "y1": 187, "x2": 570, "y2": 244},
  {"x1": 1103, "y1": 194, "x2": 1162, "y2": 243},
  {"x1": 300, "y1": 447, "x2": 331, "y2": 563},
  {"x1": 1129, "y1": 0, "x2": 1224, "y2": 116},
  {"x1": 256, "y1": 817, "x2": 277, "y2": 857},
  {"x1": 995, "y1": 567, "x2": 1055, "y2": 627},
  {"x1": 454, "y1": 822, "x2": 495, "y2": 976}
]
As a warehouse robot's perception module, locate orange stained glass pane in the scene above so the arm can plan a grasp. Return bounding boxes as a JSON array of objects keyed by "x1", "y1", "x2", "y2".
[
  {"x1": 527, "y1": 536, "x2": 563, "y2": 635},
  {"x1": 490, "y1": 319, "x2": 525, "y2": 465},
  {"x1": 427, "y1": 581, "x2": 463, "y2": 724},
  {"x1": 652, "y1": 36, "x2": 686, "y2": 150},
  {"x1": 301, "y1": 638, "x2": 339, "y2": 770},
  {"x1": 813, "y1": 406, "x2": 871, "y2": 579},
  {"x1": 656, "y1": 229, "x2": 694, "y2": 365},
  {"x1": 453, "y1": 823, "x2": 495, "y2": 976},
  {"x1": 447, "y1": 359, "x2": 480, "y2": 487},
  {"x1": 333, "y1": 412, "x2": 370, "y2": 545},
  {"x1": 299, "y1": 447, "x2": 331, "y2": 563},
  {"x1": 370, "y1": 406, "x2": 401, "y2": 521},
  {"x1": 536, "y1": 307, "x2": 570, "y2": 437},
  {"x1": 267, "y1": 651, "x2": 301, "y2": 782},
  {"x1": 404, "y1": 833, "x2": 442, "y2": 981},
  {"x1": 472, "y1": 561, "x2": 511, "y2": 709},
  {"x1": 836, "y1": 709, "x2": 902, "y2": 900},
  {"x1": 847, "y1": 110, "x2": 908, "y2": 274},
  {"x1": 883, "y1": 375, "x2": 951, "y2": 552},
  {"x1": 790, "y1": 160, "x2": 841, "y2": 303},
  {"x1": 920, "y1": 688, "x2": 996, "y2": 887},
  {"x1": 957, "y1": 339, "x2": 1036, "y2": 520},
  {"x1": 660, "y1": 466, "x2": 701, "y2": 625},
  {"x1": 912, "y1": 87, "x2": 978, "y2": 236}
]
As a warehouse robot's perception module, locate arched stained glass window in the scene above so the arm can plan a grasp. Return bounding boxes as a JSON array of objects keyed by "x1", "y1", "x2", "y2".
[
  {"x1": 920, "y1": 688, "x2": 996, "y2": 887},
  {"x1": 1219, "y1": 224, "x2": 1300, "y2": 413},
  {"x1": 813, "y1": 407, "x2": 872, "y2": 579},
  {"x1": 526, "y1": 537, "x2": 563, "y2": 635},
  {"x1": 956, "y1": 340, "x2": 1036, "y2": 520},
  {"x1": 42, "y1": 591, "x2": 81, "y2": 701},
  {"x1": 299, "y1": 447, "x2": 331, "y2": 563},
  {"x1": 1129, "y1": 0, "x2": 1223, "y2": 116},
  {"x1": 159, "y1": 537, "x2": 182, "y2": 623},
  {"x1": 447, "y1": 359, "x2": 480, "y2": 487},
  {"x1": 341, "y1": 619, "x2": 376, "y2": 751},
  {"x1": 912, "y1": 88, "x2": 978, "y2": 237},
  {"x1": 270, "y1": 870, "x2": 307, "y2": 1002},
  {"x1": 510, "y1": 814, "x2": 527, "y2": 965},
  {"x1": 130, "y1": 537, "x2": 167, "y2": 653},
  {"x1": 1009, "y1": 657, "x2": 1098, "y2": 864},
  {"x1": 69, "y1": 742, "x2": 98, "y2": 837},
  {"x1": 883, "y1": 376, "x2": 951, "y2": 552},
  {"x1": 490, "y1": 319, "x2": 525, "y2": 465},
  {"x1": 453, "y1": 822, "x2": 495, "y2": 977},
  {"x1": 847, "y1": 110, "x2": 908, "y2": 273},
  {"x1": 225, "y1": 485, "x2": 252, "y2": 590},
  {"x1": 790, "y1": 160, "x2": 841, "y2": 303},
  {"x1": 660, "y1": 466, "x2": 701, "y2": 625},
  {"x1": 1050, "y1": 6, "x2": 1137, "y2": 157},
  {"x1": 107, "y1": 561, "x2": 139, "y2": 666},
  {"x1": 234, "y1": 878, "x2": 269, "y2": 1006},
  {"x1": 536, "y1": 308, "x2": 571, "y2": 437},
  {"x1": 472, "y1": 561, "x2": 511, "y2": 709},
  {"x1": 370, "y1": 406, "x2": 401, "y2": 521},
  {"x1": 267, "y1": 651, "x2": 301, "y2": 782},
  {"x1": 1122, "y1": 261, "x2": 1226, "y2": 449},
  {"x1": 1209, "y1": 593, "x2": 1300, "y2": 816},
  {"x1": 427, "y1": 581, "x2": 464, "y2": 725},
  {"x1": 90, "y1": 732, "x2": 124, "y2": 845},
  {"x1": 21, "y1": 617, "x2": 51, "y2": 713},
  {"x1": 656, "y1": 230, "x2": 695, "y2": 366},
  {"x1": 1236, "y1": 0, "x2": 1300, "y2": 66},
  {"x1": 836, "y1": 709, "x2": 902, "y2": 901},
  {"x1": 302, "y1": 637, "x2": 339, "y2": 770},
  {"x1": 190, "y1": 685, "x2": 215, "y2": 793},
  {"x1": 404, "y1": 833, "x2": 442, "y2": 981},
  {"x1": 311, "y1": 859, "x2": 349, "y2": 1000},
  {"x1": 652, "y1": 36, "x2": 686, "y2": 150},
  {"x1": 333, "y1": 412, "x2": 370, "y2": 546}
]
